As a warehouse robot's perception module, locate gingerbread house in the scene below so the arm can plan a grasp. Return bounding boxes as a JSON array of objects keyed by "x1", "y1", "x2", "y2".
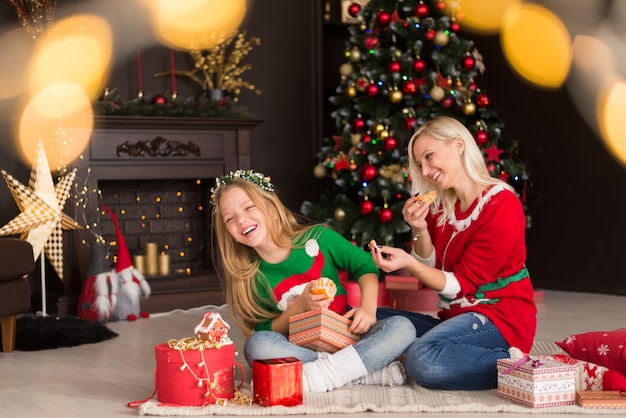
[{"x1": 193, "y1": 312, "x2": 232, "y2": 344}]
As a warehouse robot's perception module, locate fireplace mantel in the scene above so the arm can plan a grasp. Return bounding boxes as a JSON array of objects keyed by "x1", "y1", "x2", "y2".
[{"x1": 55, "y1": 116, "x2": 262, "y2": 317}]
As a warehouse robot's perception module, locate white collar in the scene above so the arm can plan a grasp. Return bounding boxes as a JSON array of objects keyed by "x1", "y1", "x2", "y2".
[{"x1": 448, "y1": 185, "x2": 505, "y2": 232}]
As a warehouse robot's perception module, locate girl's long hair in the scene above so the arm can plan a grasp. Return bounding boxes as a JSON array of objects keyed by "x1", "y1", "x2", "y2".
[
  {"x1": 211, "y1": 179, "x2": 315, "y2": 338},
  {"x1": 407, "y1": 116, "x2": 514, "y2": 225}
]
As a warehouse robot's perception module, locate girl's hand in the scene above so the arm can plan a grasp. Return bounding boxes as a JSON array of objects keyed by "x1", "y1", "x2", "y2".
[
  {"x1": 369, "y1": 240, "x2": 414, "y2": 273},
  {"x1": 292, "y1": 281, "x2": 333, "y2": 311},
  {"x1": 402, "y1": 195, "x2": 431, "y2": 232},
  {"x1": 344, "y1": 305, "x2": 377, "y2": 334}
]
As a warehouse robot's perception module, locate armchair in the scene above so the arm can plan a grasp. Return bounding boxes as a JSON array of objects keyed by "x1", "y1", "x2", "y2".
[{"x1": 0, "y1": 238, "x2": 35, "y2": 352}]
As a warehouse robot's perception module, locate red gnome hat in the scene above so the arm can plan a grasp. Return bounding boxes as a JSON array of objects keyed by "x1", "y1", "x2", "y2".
[{"x1": 101, "y1": 204, "x2": 150, "y2": 320}]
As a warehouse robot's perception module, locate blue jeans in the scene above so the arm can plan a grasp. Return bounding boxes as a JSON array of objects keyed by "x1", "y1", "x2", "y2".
[
  {"x1": 244, "y1": 315, "x2": 416, "y2": 373},
  {"x1": 377, "y1": 308, "x2": 510, "y2": 390}
]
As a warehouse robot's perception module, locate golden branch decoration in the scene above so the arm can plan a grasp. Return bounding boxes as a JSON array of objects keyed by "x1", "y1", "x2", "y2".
[{"x1": 155, "y1": 30, "x2": 262, "y2": 103}]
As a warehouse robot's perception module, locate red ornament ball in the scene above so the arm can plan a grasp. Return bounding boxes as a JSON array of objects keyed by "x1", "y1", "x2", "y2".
[
  {"x1": 378, "y1": 208, "x2": 393, "y2": 223},
  {"x1": 348, "y1": 3, "x2": 362, "y2": 17},
  {"x1": 366, "y1": 84, "x2": 379, "y2": 97},
  {"x1": 377, "y1": 11, "x2": 391, "y2": 26},
  {"x1": 361, "y1": 164, "x2": 378, "y2": 182},
  {"x1": 476, "y1": 93, "x2": 491, "y2": 108},
  {"x1": 415, "y1": 4, "x2": 429, "y2": 17},
  {"x1": 462, "y1": 56, "x2": 476, "y2": 71},
  {"x1": 352, "y1": 117, "x2": 365, "y2": 132},
  {"x1": 388, "y1": 61, "x2": 401, "y2": 73},
  {"x1": 425, "y1": 29, "x2": 435, "y2": 42},
  {"x1": 152, "y1": 94, "x2": 167, "y2": 105},
  {"x1": 436, "y1": 1, "x2": 446, "y2": 11},
  {"x1": 364, "y1": 36, "x2": 380, "y2": 50},
  {"x1": 384, "y1": 137, "x2": 398, "y2": 151},
  {"x1": 359, "y1": 200, "x2": 374, "y2": 215},
  {"x1": 402, "y1": 80, "x2": 417, "y2": 95},
  {"x1": 442, "y1": 96, "x2": 454, "y2": 108},
  {"x1": 469, "y1": 82, "x2": 478, "y2": 91},
  {"x1": 450, "y1": 22, "x2": 461, "y2": 33},
  {"x1": 413, "y1": 59, "x2": 426, "y2": 73},
  {"x1": 475, "y1": 130, "x2": 489, "y2": 145},
  {"x1": 362, "y1": 134, "x2": 372, "y2": 143},
  {"x1": 403, "y1": 116, "x2": 417, "y2": 131}
]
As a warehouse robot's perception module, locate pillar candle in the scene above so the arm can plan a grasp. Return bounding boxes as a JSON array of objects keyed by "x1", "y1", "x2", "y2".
[
  {"x1": 144, "y1": 242, "x2": 158, "y2": 276},
  {"x1": 133, "y1": 255, "x2": 145, "y2": 275},
  {"x1": 159, "y1": 253, "x2": 170, "y2": 276}
]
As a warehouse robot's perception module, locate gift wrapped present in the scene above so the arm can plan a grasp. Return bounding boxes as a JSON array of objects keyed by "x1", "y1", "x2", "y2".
[
  {"x1": 576, "y1": 390, "x2": 626, "y2": 408},
  {"x1": 497, "y1": 356, "x2": 577, "y2": 408},
  {"x1": 252, "y1": 357, "x2": 303, "y2": 406},
  {"x1": 288, "y1": 307, "x2": 359, "y2": 353}
]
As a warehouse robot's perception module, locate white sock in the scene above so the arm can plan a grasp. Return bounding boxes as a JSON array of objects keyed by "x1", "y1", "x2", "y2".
[
  {"x1": 302, "y1": 345, "x2": 368, "y2": 393},
  {"x1": 349, "y1": 360, "x2": 406, "y2": 387}
]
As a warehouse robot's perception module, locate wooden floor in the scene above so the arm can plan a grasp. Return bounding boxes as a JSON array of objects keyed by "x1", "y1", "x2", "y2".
[{"x1": 1, "y1": 289, "x2": 625, "y2": 418}]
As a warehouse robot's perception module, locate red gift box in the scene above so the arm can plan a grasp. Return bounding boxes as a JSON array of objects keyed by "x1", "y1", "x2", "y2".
[
  {"x1": 252, "y1": 357, "x2": 303, "y2": 406},
  {"x1": 154, "y1": 342, "x2": 243, "y2": 406},
  {"x1": 288, "y1": 307, "x2": 359, "y2": 353}
]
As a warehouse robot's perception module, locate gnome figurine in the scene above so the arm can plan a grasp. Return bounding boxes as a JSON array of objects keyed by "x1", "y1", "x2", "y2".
[
  {"x1": 77, "y1": 241, "x2": 117, "y2": 322},
  {"x1": 102, "y1": 204, "x2": 151, "y2": 321}
]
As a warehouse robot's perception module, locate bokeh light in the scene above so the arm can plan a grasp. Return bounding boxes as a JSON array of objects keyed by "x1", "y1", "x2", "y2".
[
  {"x1": 598, "y1": 78, "x2": 626, "y2": 166},
  {"x1": 501, "y1": 3, "x2": 571, "y2": 88},
  {"x1": 29, "y1": 14, "x2": 112, "y2": 100},
  {"x1": 18, "y1": 82, "x2": 93, "y2": 169},
  {"x1": 147, "y1": 0, "x2": 247, "y2": 51},
  {"x1": 0, "y1": 28, "x2": 35, "y2": 100},
  {"x1": 456, "y1": 0, "x2": 520, "y2": 35}
]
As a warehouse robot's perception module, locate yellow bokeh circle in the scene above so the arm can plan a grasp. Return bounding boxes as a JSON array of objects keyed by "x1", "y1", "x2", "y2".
[
  {"x1": 598, "y1": 78, "x2": 626, "y2": 166},
  {"x1": 501, "y1": 4, "x2": 571, "y2": 88},
  {"x1": 456, "y1": 0, "x2": 520, "y2": 35}
]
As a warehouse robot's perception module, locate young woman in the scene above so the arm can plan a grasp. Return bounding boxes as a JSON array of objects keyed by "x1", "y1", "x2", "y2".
[
  {"x1": 211, "y1": 170, "x2": 416, "y2": 392},
  {"x1": 371, "y1": 116, "x2": 537, "y2": 390}
]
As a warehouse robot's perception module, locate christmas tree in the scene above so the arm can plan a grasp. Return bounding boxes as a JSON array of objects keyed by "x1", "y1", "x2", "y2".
[{"x1": 301, "y1": 0, "x2": 530, "y2": 249}]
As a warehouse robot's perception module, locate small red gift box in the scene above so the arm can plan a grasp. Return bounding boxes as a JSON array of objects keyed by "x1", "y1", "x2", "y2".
[
  {"x1": 576, "y1": 390, "x2": 626, "y2": 408},
  {"x1": 252, "y1": 357, "x2": 303, "y2": 406},
  {"x1": 288, "y1": 307, "x2": 359, "y2": 353}
]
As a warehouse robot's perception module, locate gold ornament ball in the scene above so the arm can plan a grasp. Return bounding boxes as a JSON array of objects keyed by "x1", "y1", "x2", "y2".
[
  {"x1": 334, "y1": 207, "x2": 347, "y2": 221},
  {"x1": 351, "y1": 133, "x2": 362, "y2": 146},
  {"x1": 339, "y1": 62, "x2": 353, "y2": 77},
  {"x1": 313, "y1": 164, "x2": 327, "y2": 179},
  {"x1": 430, "y1": 86, "x2": 445, "y2": 102},
  {"x1": 379, "y1": 130, "x2": 389, "y2": 139},
  {"x1": 463, "y1": 102, "x2": 476, "y2": 115},
  {"x1": 434, "y1": 30, "x2": 449, "y2": 47},
  {"x1": 345, "y1": 86, "x2": 357, "y2": 98},
  {"x1": 374, "y1": 123, "x2": 385, "y2": 134},
  {"x1": 349, "y1": 47, "x2": 361, "y2": 62},
  {"x1": 389, "y1": 90, "x2": 403, "y2": 103}
]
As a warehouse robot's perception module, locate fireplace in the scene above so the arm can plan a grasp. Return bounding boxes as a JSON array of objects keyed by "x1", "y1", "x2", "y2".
[{"x1": 55, "y1": 116, "x2": 261, "y2": 316}]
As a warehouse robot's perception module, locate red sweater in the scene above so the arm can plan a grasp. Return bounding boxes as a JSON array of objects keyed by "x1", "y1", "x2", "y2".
[{"x1": 428, "y1": 185, "x2": 537, "y2": 353}]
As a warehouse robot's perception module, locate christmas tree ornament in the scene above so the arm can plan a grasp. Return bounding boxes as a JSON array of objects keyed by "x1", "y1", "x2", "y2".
[
  {"x1": 377, "y1": 207, "x2": 393, "y2": 223},
  {"x1": 379, "y1": 129, "x2": 389, "y2": 139},
  {"x1": 152, "y1": 94, "x2": 167, "y2": 105},
  {"x1": 349, "y1": 47, "x2": 361, "y2": 62},
  {"x1": 484, "y1": 144, "x2": 505, "y2": 163},
  {"x1": 476, "y1": 93, "x2": 491, "y2": 108},
  {"x1": 442, "y1": 96, "x2": 454, "y2": 108},
  {"x1": 415, "y1": 3, "x2": 430, "y2": 18},
  {"x1": 402, "y1": 80, "x2": 417, "y2": 95},
  {"x1": 348, "y1": 2, "x2": 362, "y2": 17},
  {"x1": 389, "y1": 89, "x2": 403, "y2": 103},
  {"x1": 403, "y1": 116, "x2": 417, "y2": 131},
  {"x1": 362, "y1": 133, "x2": 372, "y2": 143},
  {"x1": 359, "y1": 199, "x2": 374, "y2": 215},
  {"x1": 313, "y1": 164, "x2": 327, "y2": 179},
  {"x1": 366, "y1": 84, "x2": 379, "y2": 97},
  {"x1": 374, "y1": 123, "x2": 385, "y2": 134},
  {"x1": 339, "y1": 62, "x2": 354, "y2": 77},
  {"x1": 352, "y1": 117, "x2": 365, "y2": 131},
  {"x1": 450, "y1": 21, "x2": 460, "y2": 33},
  {"x1": 388, "y1": 61, "x2": 401, "y2": 73},
  {"x1": 414, "y1": 58, "x2": 426, "y2": 73},
  {"x1": 424, "y1": 29, "x2": 435, "y2": 42},
  {"x1": 462, "y1": 56, "x2": 476, "y2": 71},
  {"x1": 351, "y1": 133, "x2": 362, "y2": 146},
  {"x1": 355, "y1": 76, "x2": 369, "y2": 91},
  {"x1": 345, "y1": 85, "x2": 357, "y2": 98},
  {"x1": 377, "y1": 10, "x2": 391, "y2": 26},
  {"x1": 364, "y1": 36, "x2": 380, "y2": 50},
  {"x1": 433, "y1": 30, "x2": 449, "y2": 47},
  {"x1": 430, "y1": 85, "x2": 445, "y2": 101},
  {"x1": 475, "y1": 130, "x2": 489, "y2": 145},
  {"x1": 463, "y1": 101, "x2": 476, "y2": 115},
  {"x1": 384, "y1": 137, "x2": 398, "y2": 151},
  {"x1": 334, "y1": 207, "x2": 347, "y2": 221},
  {"x1": 360, "y1": 164, "x2": 378, "y2": 181}
]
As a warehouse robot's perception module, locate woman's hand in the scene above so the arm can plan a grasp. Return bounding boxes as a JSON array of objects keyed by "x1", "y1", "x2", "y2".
[
  {"x1": 402, "y1": 195, "x2": 432, "y2": 232},
  {"x1": 369, "y1": 240, "x2": 414, "y2": 273}
]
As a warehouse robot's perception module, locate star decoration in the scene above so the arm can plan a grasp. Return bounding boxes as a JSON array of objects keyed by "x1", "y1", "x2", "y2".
[
  {"x1": 0, "y1": 142, "x2": 83, "y2": 281},
  {"x1": 484, "y1": 144, "x2": 505, "y2": 163},
  {"x1": 332, "y1": 135, "x2": 343, "y2": 151}
]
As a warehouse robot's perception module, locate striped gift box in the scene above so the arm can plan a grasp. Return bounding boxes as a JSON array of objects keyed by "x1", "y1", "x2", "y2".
[{"x1": 288, "y1": 308, "x2": 359, "y2": 353}]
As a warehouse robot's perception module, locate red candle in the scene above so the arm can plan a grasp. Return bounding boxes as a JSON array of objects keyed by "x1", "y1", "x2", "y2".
[
  {"x1": 170, "y1": 50, "x2": 177, "y2": 99},
  {"x1": 136, "y1": 50, "x2": 143, "y2": 97}
]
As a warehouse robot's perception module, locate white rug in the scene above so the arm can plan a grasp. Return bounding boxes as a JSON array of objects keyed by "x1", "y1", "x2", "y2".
[{"x1": 135, "y1": 308, "x2": 623, "y2": 416}]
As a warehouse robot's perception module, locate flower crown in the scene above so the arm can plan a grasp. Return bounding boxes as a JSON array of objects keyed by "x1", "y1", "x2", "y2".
[{"x1": 210, "y1": 169, "x2": 274, "y2": 205}]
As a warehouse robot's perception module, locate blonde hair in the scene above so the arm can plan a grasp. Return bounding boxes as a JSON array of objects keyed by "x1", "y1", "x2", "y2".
[
  {"x1": 407, "y1": 116, "x2": 514, "y2": 226},
  {"x1": 211, "y1": 178, "x2": 315, "y2": 338}
]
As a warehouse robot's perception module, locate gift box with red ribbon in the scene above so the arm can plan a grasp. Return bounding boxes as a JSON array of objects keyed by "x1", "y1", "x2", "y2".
[
  {"x1": 252, "y1": 357, "x2": 303, "y2": 407},
  {"x1": 497, "y1": 356, "x2": 577, "y2": 408},
  {"x1": 288, "y1": 307, "x2": 359, "y2": 353}
]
